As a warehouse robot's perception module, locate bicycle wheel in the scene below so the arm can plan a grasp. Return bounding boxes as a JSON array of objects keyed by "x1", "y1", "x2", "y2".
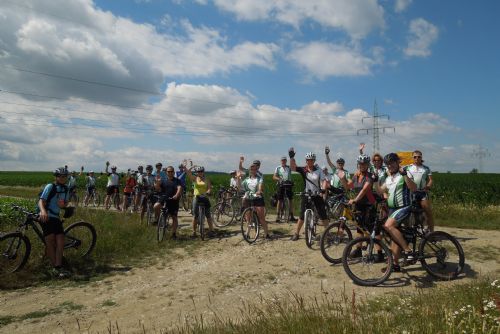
[
  {"x1": 320, "y1": 221, "x2": 353, "y2": 264},
  {"x1": 240, "y1": 208, "x2": 260, "y2": 244},
  {"x1": 0, "y1": 232, "x2": 31, "y2": 274},
  {"x1": 304, "y1": 209, "x2": 315, "y2": 249},
  {"x1": 198, "y1": 206, "x2": 206, "y2": 240},
  {"x1": 93, "y1": 192, "x2": 101, "y2": 207},
  {"x1": 63, "y1": 221, "x2": 97, "y2": 258},
  {"x1": 213, "y1": 201, "x2": 235, "y2": 227},
  {"x1": 419, "y1": 231, "x2": 465, "y2": 280},
  {"x1": 157, "y1": 212, "x2": 169, "y2": 242},
  {"x1": 146, "y1": 202, "x2": 155, "y2": 226},
  {"x1": 342, "y1": 237, "x2": 392, "y2": 286}
]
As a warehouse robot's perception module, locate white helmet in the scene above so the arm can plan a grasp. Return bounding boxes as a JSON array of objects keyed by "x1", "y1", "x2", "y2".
[
  {"x1": 305, "y1": 152, "x2": 316, "y2": 160},
  {"x1": 357, "y1": 154, "x2": 371, "y2": 164}
]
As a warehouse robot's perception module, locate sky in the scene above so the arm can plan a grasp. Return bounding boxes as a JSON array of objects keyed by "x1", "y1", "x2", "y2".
[{"x1": 0, "y1": 0, "x2": 498, "y2": 173}]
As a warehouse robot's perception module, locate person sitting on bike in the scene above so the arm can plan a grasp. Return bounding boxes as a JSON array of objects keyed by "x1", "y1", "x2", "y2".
[
  {"x1": 238, "y1": 163, "x2": 271, "y2": 239},
  {"x1": 289, "y1": 149, "x2": 329, "y2": 241},
  {"x1": 38, "y1": 167, "x2": 71, "y2": 278},
  {"x1": 82, "y1": 169, "x2": 98, "y2": 207},
  {"x1": 154, "y1": 166, "x2": 183, "y2": 239},
  {"x1": 139, "y1": 165, "x2": 156, "y2": 223},
  {"x1": 122, "y1": 170, "x2": 137, "y2": 211},
  {"x1": 339, "y1": 154, "x2": 382, "y2": 260},
  {"x1": 325, "y1": 146, "x2": 351, "y2": 192},
  {"x1": 272, "y1": 156, "x2": 296, "y2": 222},
  {"x1": 377, "y1": 153, "x2": 418, "y2": 272},
  {"x1": 407, "y1": 150, "x2": 434, "y2": 232},
  {"x1": 186, "y1": 165, "x2": 215, "y2": 238},
  {"x1": 104, "y1": 162, "x2": 121, "y2": 210}
]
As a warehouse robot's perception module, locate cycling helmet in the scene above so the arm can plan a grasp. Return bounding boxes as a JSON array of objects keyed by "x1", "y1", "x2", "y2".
[
  {"x1": 53, "y1": 167, "x2": 68, "y2": 177},
  {"x1": 89, "y1": 170, "x2": 94, "y2": 174},
  {"x1": 357, "y1": 154, "x2": 371, "y2": 164},
  {"x1": 280, "y1": 156, "x2": 287, "y2": 161},
  {"x1": 336, "y1": 158, "x2": 345, "y2": 164},
  {"x1": 146, "y1": 165, "x2": 153, "y2": 171},
  {"x1": 322, "y1": 165, "x2": 328, "y2": 171},
  {"x1": 137, "y1": 165, "x2": 143, "y2": 170},
  {"x1": 252, "y1": 160, "x2": 261, "y2": 166},
  {"x1": 384, "y1": 153, "x2": 400, "y2": 164},
  {"x1": 196, "y1": 166, "x2": 205, "y2": 173},
  {"x1": 305, "y1": 152, "x2": 316, "y2": 160},
  {"x1": 229, "y1": 170, "x2": 236, "y2": 175}
]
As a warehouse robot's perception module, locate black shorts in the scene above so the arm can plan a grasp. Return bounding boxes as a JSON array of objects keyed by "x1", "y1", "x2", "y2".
[
  {"x1": 277, "y1": 184, "x2": 293, "y2": 200},
  {"x1": 106, "y1": 185, "x2": 119, "y2": 196},
  {"x1": 41, "y1": 216, "x2": 64, "y2": 237},
  {"x1": 157, "y1": 196, "x2": 179, "y2": 215},
  {"x1": 300, "y1": 196, "x2": 328, "y2": 221},
  {"x1": 86, "y1": 185, "x2": 96, "y2": 195},
  {"x1": 193, "y1": 196, "x2": 211, "y2": 219},
  {"x1": 242, "y1": 197, "x2": 265, "y2": 208}
]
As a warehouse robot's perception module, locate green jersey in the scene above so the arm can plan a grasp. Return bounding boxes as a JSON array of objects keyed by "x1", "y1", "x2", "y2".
[
  {"x1": 407, "y1": 164, "x2": 431, "y2": 190},
  {"x1": 384, "y1": 172, "x2": 413, "y2": 209}
]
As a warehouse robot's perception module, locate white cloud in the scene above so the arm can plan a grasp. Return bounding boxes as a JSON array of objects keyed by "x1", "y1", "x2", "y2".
[
  {"x1": 404, "y1": 18, "x2": 439, "y2": 57},
  {"x1": 210, "y1": 0, "x2": 385, "y2": 39},
  {"x1": 288, "y1": 42, "x2": 379, "y2": 79},
  {"x1": 394, "y1": 0, "x2": 412, "y2": 13}
]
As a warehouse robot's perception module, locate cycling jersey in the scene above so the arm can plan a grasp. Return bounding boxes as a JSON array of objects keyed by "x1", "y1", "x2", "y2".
[
  {"x1": 106, "y1": 172, "x2": 120, "y2": 187},
  {"x1": 241, "y1": 175, "x2": 263, "y2": 199},
  {"x1": 407, "y1": 164, "x2": 431, "y2": 190},
  {"x1": 384, "y1": 172, "x2": 413, "y2": 209},
  {"x1": 193, "y1": 177, "x2": 208, "y2": 196},
  {"x1": 352, "y1": 172, "x2": 376, "y2": 205},
  {"x1": 157, "y1": 177, "x2": 181, "y2": 198},
  {"x1": 274, "y1": 165, "x2": 292, "y2": 182},
  {"x1": 296, "y1": 166, "x2": 325, "y2": 193},
  {"x1": 124, "y1": 177, "x2": 137, "y2": 194},
  {"x1": 67, "y1": 175, "x2": 77, "y2": 189},
  {"x1": 230, "y1": 177, "x2": 238, "y2": 189},
  {"x1": 330, "y1": 167, "x2": 351, "y2": 189},
  {"x1": 39, "y1": 183, "x2": 68, "y2": 218},
  {"x1": 370, "y1": 165, "x2": 388, "y2": 185},
  {"x1": 85, "y1": 176, "x2": 96, "y2": 188}
]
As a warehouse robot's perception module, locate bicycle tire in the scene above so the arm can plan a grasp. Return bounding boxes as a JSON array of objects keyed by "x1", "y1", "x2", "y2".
[
  {"x1": 213, "y1": 201, "x2": 235, "y2": 227},
  {"x1": 241, "y1": 207, "x2": 260, "y2": 244},
  {"x1": 198, "y1": 205, "x2": 206, "y2": 240},
  {"x1": 342, "y1": 237, "x2": 393, "y2": 286},
  {"x1": 113, "y1": 193, "x2": 120, "y2": 210},
  {"x1": 0, "y1": 232, "x2": 31, "y2": 274},
  {"x1": 63, "y1": 221, "x2": 97, "y2": 258},
  {"x1": 320, "y1": 221, "x2": 353, "y2": 264},
  {"x1": 157, "y1": 211, "x2": 168, "y2": 242},
  {"x1": 304, "y1": 209, "x2": 315, "y2": 249},
  {"x1": 419, "y1": 231, "x2": 465, "y2": 280}
]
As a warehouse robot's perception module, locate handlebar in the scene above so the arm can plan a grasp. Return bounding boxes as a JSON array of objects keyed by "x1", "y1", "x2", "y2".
[{"x1": 11, "y1": 204, "x2": 39, "y2": 221}]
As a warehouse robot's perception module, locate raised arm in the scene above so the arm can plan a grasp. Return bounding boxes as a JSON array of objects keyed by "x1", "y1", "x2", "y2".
[
  {"x1": 401, "y1": 167, "x2": 417, "y2": 192},
  {"x1": 185, "y1": 165, "x2": 197, "y2": 182},
  {"x1": 289, "y1": 147, "x2": 297, "y2": 171},
  {"x1": 325, "y1": 146, "x2": 335, "y2": 170},
  {"x1": 238, "y1": 156, "x2": 245, "y2": 173}
]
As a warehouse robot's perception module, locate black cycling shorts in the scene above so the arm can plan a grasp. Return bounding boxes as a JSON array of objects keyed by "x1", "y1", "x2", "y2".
[
  {"x1": 106, "y1": 185, "x2": 119, "y2": 196},
  {"x1": 157, "y1": 196, "x2": 179, "y2": 215},
  {"x1": 86, "y1": 186, "x2": 96, "y2": 195},
  {"x1": 300, "y1": 196, "x2": 327, "y2": 221},
  {"x1": 242, "y1": 197, "x2": 265, "y2": 208},
  {"x1": 277, "y1": 184, "x2": 293, "y2": 200},
  {"x1": 193, "y1": 196, "x2": 211, "y2": 219},
  {"x1": 41, "y1": 216, "x2": 64, "y2": 237}
]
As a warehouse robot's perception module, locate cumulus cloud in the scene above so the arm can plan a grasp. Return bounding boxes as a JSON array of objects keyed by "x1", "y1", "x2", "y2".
[
  {"x1": 288, "y1": 42, "x2": 379, "y2": 79},
  {"x1": 208, "y1": 0, "x2": 385, "y2": 39},
  {"x1": 404, "y1": 18, "x2": 439, "y2": 57},
  {"x1": 394, "y1": 0, "x2": 412, "y2": 13}
]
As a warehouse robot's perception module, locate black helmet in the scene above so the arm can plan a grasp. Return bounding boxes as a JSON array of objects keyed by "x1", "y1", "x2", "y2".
[
  {"x1": 336, "y1": 158, "x2": 345, "y2": 164},
  {"x1": 53, "y1": 167, "x2": 68, "y2": 177},
  {"x1": 384, "y1": 153, "x2": 400, "y2": 164}
]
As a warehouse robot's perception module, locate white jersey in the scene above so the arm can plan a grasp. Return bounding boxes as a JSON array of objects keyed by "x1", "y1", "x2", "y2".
[
  {"x1": 274, "y1": 165, "x2": 292, "y2": 182},
  {"x1": 406, "y1": 164, "x2": 432, "y2": 190}
]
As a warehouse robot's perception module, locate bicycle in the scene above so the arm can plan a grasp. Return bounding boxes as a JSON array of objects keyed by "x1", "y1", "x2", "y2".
[
  {"x1": 297, "y1": 191, "x2": 322, "y2": 249},
  {"x1": 276, "y1": 181, "x2": 293, "y2": 224},
  {"x1": 212, "y1": 187, "x2": 237, "y2": 227},
  {"x1": 195, "y1": 195, "x2": 210, "y2": 240},
  {"x1": 341, "y1": 200, "x2": 465, "y2": 286},
  {"x1": 84, "y1": 188, "x2": 101, "y2": 207},
  {"x1": 156, "y1": 196, "x2": 172, "y2": 242},
  {"x1": 105, "y1": 188, "x2": 120, "y2": 210},
  {"x1": 123, "y1": 191, "x2": 135, "y2": 213},
  {"x1": 68, "y1": 188, "x2": 79, "y2": 207},
  {"x1": 240, "y1": 196, "x2": 264, "y2": 244},
  {"x1": 0, "y1": 205, "x2": 97, "y2": 274}
]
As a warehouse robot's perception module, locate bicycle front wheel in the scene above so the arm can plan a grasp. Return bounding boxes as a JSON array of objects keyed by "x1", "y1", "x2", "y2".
[
  {"x1": 419, "y1": 231, "x2": 465, "y2": 280},
  {"x1": 64, "y1": 221, "x2": 97, "y2": 258},
  {"x1": 0, "y1": 232, "x2": 31, "y2": 274},
  {"x1": 241, "y1": 208, "x2": 259, "y2": 244},
  {"x1": 320, "y1": 221, "x2": 353, "y2": 264},
  {"x1": 213, "y1": 201, "x2": 235, "y2": 227},
  {"x1": 342, "y1": 237, "x2": 392, "y2": 286},
  {"x1": 304, "y1": 209, "x2": 315, "y2": 249},
  {"x1": 157, "y1": 212, "x2": 169, "y2": 242}
]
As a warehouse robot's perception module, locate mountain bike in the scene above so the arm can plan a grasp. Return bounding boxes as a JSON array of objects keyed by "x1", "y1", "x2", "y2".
[
  {"x1": 156, "y1": 196, "x2": 172, "y2": 242},
  {"x1": 84, "y1": 188, "x2": 101, "y2": 207},
  {"x1": 0, "y1": 205, "x2": 97, "y2": 274},
  {"x1": 195, "y1": 195, "x2": 210, "y2": 240},
  {"x1": 106, "y1": 188, "x2": 120, "y2": 210},
  {"x1": 240, "y1": 196, "x2": 264, "y2": 244},
  {"x1": 297, "y1": 191, "x2": 322, "y2": 249},
  {"x1": 276, "y1": 181, "x2": 293, "y2": 224},
  {"x1": 341, "y1": 200, "x2": 465, "y2": 286}
]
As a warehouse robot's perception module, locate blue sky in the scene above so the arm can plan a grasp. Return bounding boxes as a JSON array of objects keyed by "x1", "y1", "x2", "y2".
[{"x1": 0, "y1": 0, "x2": 498, "y2": 173}]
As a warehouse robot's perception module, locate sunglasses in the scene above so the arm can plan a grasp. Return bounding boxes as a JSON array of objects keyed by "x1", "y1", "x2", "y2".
[
  {"x1": 167, "y1": 170, "x2": 174, "y2": 173},
  {"x1": 413, "y1": 156, "x2": 422, "y2": 159}
]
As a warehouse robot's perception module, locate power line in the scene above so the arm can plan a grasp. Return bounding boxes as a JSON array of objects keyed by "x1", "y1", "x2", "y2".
[
  {"x1": 471, "y1": 145, "x2": 491, "y2": 173},
  {"x1": 356, "y1": 99, "x2": 395, "y2": 153}
]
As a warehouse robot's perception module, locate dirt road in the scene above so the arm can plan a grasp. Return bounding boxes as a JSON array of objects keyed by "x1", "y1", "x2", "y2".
[{"x1": 1, "y1": 212, "x2": 498, "y2": 334}]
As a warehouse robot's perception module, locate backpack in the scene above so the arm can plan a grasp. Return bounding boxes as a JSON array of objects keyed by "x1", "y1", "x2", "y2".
[{"x1": 36, "y1": 183, "x2": 65, "y2": 215}]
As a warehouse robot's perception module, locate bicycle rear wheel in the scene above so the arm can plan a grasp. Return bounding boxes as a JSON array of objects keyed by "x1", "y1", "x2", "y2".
[
  {"x1": 0, "y1": 232, "x2": 31, "y2": 274},
  {"x1": 198, "y1": 206, "x2": 206, "y2": 240},
  {"x1": 342, "y1": 237, "x2": 392, "y2": 286},
  {"x1": 241, "y1": 208, "x2": 259, "y2": 244},
  {"x1": 419, "y1": 231, "x2": 465, "y2": 280},
  {"x1": 63, "y1": 221, "x2": 97, "y2": 258},
  {"x1": 320, "y1": 221, "x2": 353, "y2": 264},
  {"x1": 213, "y1": 201, "x2": 235, "y2": 227},
  {"x1": 304, "y1": 209, "x2": 315, "y2": 249},
  {"x1": 157, "y1": 212, "x2": 169, "y2": 242}
]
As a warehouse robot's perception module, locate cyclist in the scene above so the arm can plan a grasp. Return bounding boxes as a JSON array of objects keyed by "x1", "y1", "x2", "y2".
[
  {"x1": 176, "y1": 163, "x2": 188, "y2": 205},
  {"x1": 153, "y1": 162, "x2": 167, "y2": 181},
  {"x1": 407, "y1": 150, "x2": 434, "y2": 231},
  {"x1": 134, "y1": 166, "x2": 144, "y2": 209},
  {"x1": 104, "y1": 162, "x2": 121, "y2": 210},
  {"x1": 325, "y1": 146, "x2": 351, "y2": 191},
  {"x1": 186, "y1": 165, "x2": 215, "y2": 238},
  {"x1": 229, "y1": 170, "x2": 239, "y2": 190},
  {"x1": 272, "y1": 156, "x2": 296, "y2": 222},
  {"x1": 139, "y1": 165, "x2": 156, "y2": 223},
  {"x1": 239, "y1": 156, "x2": 263, "y2": 178},
  {"x1": 38, "y1": 167, "x2": 71, "y2": 278},
  {"x1": 377, "y1": 153, "x2": 418, "y2": 272},
  {"x1": 289, "y1": 149, "x2": 329, "y2": 241},
  {"x1": 359, "y1": 143, "x2": 387, "y2": 186},
  {"x1": 82, "y1": 169, "x2": 99, "y2": 207},
  {"x1": 154, "y1": 166, "x2": 183, "y2": 239},
  {"x1": 238, "y1": 163, "x2": 271, "y2": 239},
  {"x1": 122, "y1": 170, "x2": 137, "y2": 211},
  {"x1": 67, "y1": 168, "x2": 82, "y2": 203}
]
